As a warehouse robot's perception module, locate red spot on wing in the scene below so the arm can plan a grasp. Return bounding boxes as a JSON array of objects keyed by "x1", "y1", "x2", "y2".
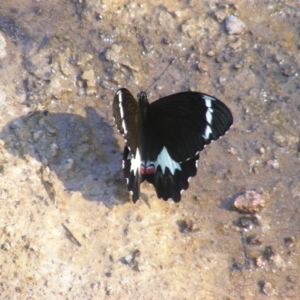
[
  {"x1": 140, "y1": 164, "x2": 155, "y2": 175},
  {"x1": 145, "y1": 165, "x2": 155, "y2": 174}
]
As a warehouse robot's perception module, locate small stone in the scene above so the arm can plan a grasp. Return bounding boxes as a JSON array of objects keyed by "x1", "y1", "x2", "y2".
[
  {"x1": 239, "y1": 217, "x2": 253, "y2": 229},
  {"x1": 95, "y1": 13, "x2": 103, "y2": 20},
  {"x1": 178, "y1": 220, "x2": 199, "y2": 233},
  {"x1": 259, "y1": 147, "x2": 265, "y2": 154},
  {"x1": 105, "y1": 44, "x2": 122, "y2": 62},
  {"x1": 4, "y1": 226, "x2": 14, "y2": 236},
  {"x1": 158, "y1": 11, "x2": 176, "y2": 29},
  {"x1": 45, "y1": 124, "x2": 57, "y2": 136},
  {"x1": 262, "y1": 281, "x2": 276, "y2": 296},
  {"x1": 286, "y1": 275, "x2": 297, "y2": 284},
  {"x1": 233, "y1": 63, "x2": 242, "y2": 69},
  {"x1": 247, "y1": 234, "x2": 262, "y2": 246},
  {"x1": 2, "y1": 242, "x2": 11, "y2": 250},
  {"x1": 284, "y1": 236, "x2": 295, "y2": 248},
  {"x1": 234, "y1": 188, "x2": 267, "y2": 213},
  {"x1": 255, "y1": 256, "x2": 264, "y2": 268},
  {"x1": 32, "y1": 129, "x2": 43, "y2": 141},
  {"x1": 42, "y1": 157, "x2": 48, "y2": 166},
  {"x1": 266, "y1": 159, "x2": 279, "y2": 169},
  {"x1": 252, "y1": 165, "x2": 260, "y2": 174},
  {"x1": 143, "y1": 38, "x2": 153, "y2": 51},
  {"x1": 207, "y1": 50, "x2": 215, "y2": 57},
  {"x1": 181, "y1": 19, "x2": 198, "y2": 38},
  {"x1": 227, "y1": 147, "x2": 237, "y2": 155},
  {"x1": 124, "y1": 255, "x2": 133, "y2": 264},
  {"x1": 81, "y1": 69, "x2": 97, "y2": 88},
  {"x1": 214, "y1": 10, "x2": 227, "y2": 22},
  {"x1": 229, "y1": 38, "x2": 243, "y2": 50},
  {"x1": 264, "y1": 246, "x2": 275, "y2": 261},
  {"x1": 197, "y1": 61, "x2": 209, "y2": 73},
  {"x1": 218, "y1": 76, "x2": 227, "y2": 85},
  {"x1": 281, "y1": 65, "x2": 295, "y2": 77},
  {"x1": 272, "y1": 253, "x2": 285, "y2": 269},
  {"x1": 272, "y1": 132, "x2": 286, "y2": 147},
  {"x1": 225, "y1": 15, "x2": 246, "y2": 35},
  {"x1": 64, "y1": 158, "x2": 75, "y2": 171},
  {"x1": 51, "y1": 143, "x2": 59, "y2": 157}
]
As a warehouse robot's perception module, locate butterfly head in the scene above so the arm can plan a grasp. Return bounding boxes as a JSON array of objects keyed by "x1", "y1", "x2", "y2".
[{"x1": 137, "y1": 91, "x2": 149, "y2": 105}]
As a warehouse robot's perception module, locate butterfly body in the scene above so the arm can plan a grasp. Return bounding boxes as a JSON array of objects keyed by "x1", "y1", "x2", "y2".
[{"x1": 113, "y1": 88, "x2": 233, "y2": 203}]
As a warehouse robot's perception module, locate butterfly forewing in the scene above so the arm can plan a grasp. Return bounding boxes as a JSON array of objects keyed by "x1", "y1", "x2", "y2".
[
  {"x1": 113, "y1": 88, "x2": 143, "y2": 201},
  {"x1": 113, "y1": 88, "x2": 142, "y2": 154},
  {"x1": 149, "y1": 92, "x2": 233, "y2": 162}
]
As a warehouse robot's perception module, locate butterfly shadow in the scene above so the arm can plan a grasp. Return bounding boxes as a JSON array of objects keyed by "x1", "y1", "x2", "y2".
[{"x1": 0, "y1": 107, "x2": 130, "y2": 208}]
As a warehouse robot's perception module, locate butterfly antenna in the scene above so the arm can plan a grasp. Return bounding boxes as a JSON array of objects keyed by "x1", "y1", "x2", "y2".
[
  {"x1": 145, "y1": 58, "x2": 175, "y2": 93},
  {"x1": 112, "y1": 60, "x2": 142, "y2": 92}
]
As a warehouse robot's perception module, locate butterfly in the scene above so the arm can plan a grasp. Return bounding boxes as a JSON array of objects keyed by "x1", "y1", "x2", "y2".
[{"x1": 113, "y1": 88, "x2": 233, "y2": 203}]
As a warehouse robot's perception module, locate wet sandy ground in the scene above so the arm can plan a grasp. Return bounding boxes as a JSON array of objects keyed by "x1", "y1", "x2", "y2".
[{"x1": 0, "y1": 0, "x2": 299, "y2": 299}]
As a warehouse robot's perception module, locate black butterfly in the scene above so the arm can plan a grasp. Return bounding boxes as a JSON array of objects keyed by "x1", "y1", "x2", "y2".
[{"x1": 113, "y1": 88, "x2": 233, "y2": 203}]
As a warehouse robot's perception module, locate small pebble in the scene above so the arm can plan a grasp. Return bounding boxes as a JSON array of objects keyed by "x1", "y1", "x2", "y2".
[
  {"x1": 286, "y1": 275, "x2": 297, "y2": 284},
  {"x1": 32, "y1": 129, "x2": 43, "y2": 141},
  {"x1": 207, "y1": 50, "x2": 215, "y2": 57},
  {"x1": 255, "y1": 256, "x2": 264, "y2": 268},
  {"x1": 259, "y1": 147, "x2": 265, "y2": 154},
  {"x1": 266, "y1": 159, "x2": 279, "y2": 169},
  {"x1": 214, "y1": 10, "x2": 227, "y2": 22},
  {"x1": 197, "y1": 61, "x2": 209, "y2": 73},
  {"x1": 272, "y1": 253, "x2": 285, "y2": 269},
  {"x1": 81, "y1": 69, "x2": 97, "y2": 88},
  {"x1": 281, "y1": 65, "x2": 295, "y2": 77},
  {"x1": 178, "y1": 220, "x2": 199, "y2": 233},
  {"x1": 143, "y1": 38, "x2": 153, "y2": 51},
  {"x1": 4, "y1": 226, "x2": 14, "y2": 236},
  {"x1": 262, "y1": 281, "x2": 276, "y2": 296},
  {"x1": 239, "y1": 217, "x2": 253, "y2": 229},
  {"x1": 284, "y1": 236, "x2": 295, "y2": 248},
  {"x1": 246, "y1": 234, "x2": 262, "y2": 246},
  {"x1": 51, "y1": 143, "x2": 59, "y2": 157},
  {"x1": 272, "y1": 132, "x2": 286, "y2": 147},
  {"x1": 234, "y1": 188, "x2": 267, "y2": 213},
  {"x1": 64, "y1": 158, "x2": 75, "y2": 171},
  {"x1": 264, "y1": 245, "x2": 275, "y2": 261},
  {"x1": 225, "y1": 15, "x2": 246, "y2": 35}
]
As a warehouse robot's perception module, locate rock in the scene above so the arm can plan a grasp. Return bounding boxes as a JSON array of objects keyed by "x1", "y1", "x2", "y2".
[
  {"x1": 234, "y1": 188, "x2": 268, "y2": 213},
  {"x1": 225, "y1": 15, "x2": 246, "y2": 35},
  {"x1": 81, "y1": 69, "x2": 97, "y2": 88}
]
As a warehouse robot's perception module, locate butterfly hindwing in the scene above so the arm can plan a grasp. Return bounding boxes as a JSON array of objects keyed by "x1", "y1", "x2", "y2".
[{"x1": 143, "y1": 153, "x2": 199, "y2": 202}]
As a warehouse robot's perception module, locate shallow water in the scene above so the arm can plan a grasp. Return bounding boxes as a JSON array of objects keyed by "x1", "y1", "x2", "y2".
[{"x1": 0, "y1": 0, "x2": 299, "y2": 299}]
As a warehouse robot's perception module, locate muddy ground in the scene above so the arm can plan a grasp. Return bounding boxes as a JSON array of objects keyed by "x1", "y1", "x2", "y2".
[{"x1": 0, "y1": 0, "x2": 299, "y2": 299}]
